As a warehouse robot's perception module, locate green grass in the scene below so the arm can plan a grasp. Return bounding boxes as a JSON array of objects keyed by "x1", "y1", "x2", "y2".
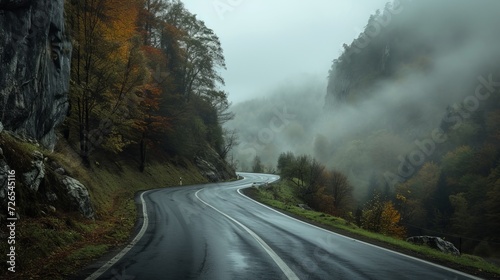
[
  {"x1": 247, "y1": 183, "x2": 500, "y2": 277},
  {"x1": 67, "y1": 244, "x2": 110, "y2": 262}
]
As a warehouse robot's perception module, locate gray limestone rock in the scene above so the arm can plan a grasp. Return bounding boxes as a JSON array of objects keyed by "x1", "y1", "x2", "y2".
[
  {"x1": 195, "y1": 146, "x2": 236, "y2": 182},
  {"x1": 0, "y1": 0, "x2": 71, "y2": 150},
  {"x1": 54, "y1": 167, "x2": 65, "y2": 175},
  {"x1": 22, "y1": 151, "x2": 45, "y2": 192},
  {"x1": 46, "y1": 191, "x2": 58, "y2": 202},
  {"x1": 0, "y1": 159, "x2": 10, "y2": 200},
  {"x1": 61, "y1": 176, "x2": 94, "y2": 219},
  {"x1": 406, "y1": 236, "x2": 460, "y2": 255}
]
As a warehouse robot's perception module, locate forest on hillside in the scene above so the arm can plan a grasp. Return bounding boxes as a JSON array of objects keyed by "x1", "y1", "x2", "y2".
[
  {"x1": 63, "y1": 0, "x2": 233, "y2": 171},
  {"x1": 228, "y1": 0, "x2": 500, "y2": 257},
  {"x1": 325, "y1": 0, "x2": 500, "y2": 255}
]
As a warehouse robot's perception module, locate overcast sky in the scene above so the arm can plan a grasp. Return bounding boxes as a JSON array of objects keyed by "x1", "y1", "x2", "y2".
[{"x1": 182, "y1": 0, "x2": 391, "y2": 104}]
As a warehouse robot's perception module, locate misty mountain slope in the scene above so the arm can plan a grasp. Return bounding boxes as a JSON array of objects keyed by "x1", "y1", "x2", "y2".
[
  {"x1": 226, "y1": 75, "x2": 326, "y2": 170},
  {"x1": 227, "y1": 0, "x2": 500, "y2": 253},
  {"x1": 230, "y1": 0, "x2": 500, "y2": 183},
  {"x1": 320, "y1": 0, "x2": 500, "y2": 189},
  {"x1": 326, "y1": 0, "x2": 500, "y2": 107}
]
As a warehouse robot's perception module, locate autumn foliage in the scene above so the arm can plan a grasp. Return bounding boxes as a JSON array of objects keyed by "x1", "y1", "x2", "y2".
[
  {"x1": 65, "y1": 0, "x2": 232, "y2": 170},
  {"x1": 277, "y1": 151, "x2": 408, "y2": 239}
]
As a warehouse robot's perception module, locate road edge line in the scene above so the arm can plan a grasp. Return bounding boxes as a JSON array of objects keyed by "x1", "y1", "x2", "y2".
[
  {"x1": 85, "y1": 190, "x2": 152, "y2": 280},
  {"x1": 195, "y1": 189, "x2": 300, "y2": 280},
  {"x1": 237, "y1": 188, "x2": 483, "y2": 280}
]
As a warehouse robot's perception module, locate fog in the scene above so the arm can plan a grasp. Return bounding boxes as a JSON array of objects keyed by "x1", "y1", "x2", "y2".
[
  {"x1": 226, "y1": 0, "x2": 500, "y2": 200},
  {"x1": 183, "y1": 0, "x2": 390, "y2": 103}
]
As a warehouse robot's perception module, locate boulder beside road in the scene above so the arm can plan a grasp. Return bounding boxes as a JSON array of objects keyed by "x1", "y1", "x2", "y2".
[{"x1": 406, "y1": 236, "x2": 460, "y2": 255}]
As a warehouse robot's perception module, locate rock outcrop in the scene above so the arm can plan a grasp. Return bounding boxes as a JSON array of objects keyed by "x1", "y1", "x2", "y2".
[
  {"x1": 22, "y1": 150, "x2": 45, "y2": 192},
  {"x1": 0, "y1": 158, "x2": 11, "y2": 200},
  {"x1": 0, "y1": 138, "x2": 94, "y2": 218},
  {"x1": 406, "y1": 236, "x2": 460, "y2": 255},
  {"x1": 61, "y1": 176, "x2": 94, "y2": 219},
  {"x1": 196, "y1": 146, "x2": 236, "y2": 182},
  {"x1": 0, "y1": 0, "x2": 71, "y2": 150}
]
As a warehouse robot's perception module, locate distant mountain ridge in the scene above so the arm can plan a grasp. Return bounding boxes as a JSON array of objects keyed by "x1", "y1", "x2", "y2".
[{"x1": 325, "y1": 0, "x2": 500, "y2": 108}]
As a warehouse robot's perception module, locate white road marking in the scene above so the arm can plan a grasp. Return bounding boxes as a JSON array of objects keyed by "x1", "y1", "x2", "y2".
[
  {"x1": 195, "y1": 189, "x2": 300, "y2": 280},
  {"x1": 237, "y1": 187, "x2": 483, "y2": 280},
  {"x1": 85, "y1": 190, "x2": 152, "y2": 280}
]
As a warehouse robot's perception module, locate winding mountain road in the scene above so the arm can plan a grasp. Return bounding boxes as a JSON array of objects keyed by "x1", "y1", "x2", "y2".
[{"x1": 82, "y1": 173, "x2": 481, "y2": 280}]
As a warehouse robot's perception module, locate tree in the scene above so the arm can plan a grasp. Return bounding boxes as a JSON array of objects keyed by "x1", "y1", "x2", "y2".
[
  {"x1": 67, "y1": 0, "x2": 148, "y2": 164},
  {"x1": 441, "y1": 146, "x2": 474, "y2": 185},
  {"x1": 137, "y1": 0, "x2": 169, "y2": 46},
  {"x1": 218, "y1": 128, "x2": 238, "y2": 160},
  {"x1": 325, "y1": 170, "x2": 353, "y2": 215},
  {"x1": 395, "y1": 162, "x2": 441, "y2": 228},
  {"x1": 485, "y1": 166, "x2": 500, "y2": 241},
  {"x1": 301, "y1": 159, "x2": 326, "y2": 205},
  {"x1": 134, "y1": 83, "x2": 171, "y2": 171},
  {"x1": 277, "y1": 151, "x2": 296, "y2": 178},
  {"x1": 287, "y1": 155, "x2": 325, "y2": 206},
  {"x1": 210, "y1": 90, "x2": 234, "y2": 125},
  {"x1": 449, "y1": 193, "x2": 473, "y2": 233},
  {"x1": 291, "y1": 155, "x2": 311, "y2": 190},
  {"x1": 67, "y1": 0, "x2": 110, "y2": 164},
  {"x1": 379, "y1": 201, "x2": 406, "y2": 238},
  {"x1": 161, "y1": 1, "x2": 226, "y2": 102},
  {"x1": 363, "y1": 195, "x2": 406, "y2": 238},
  {"x1": 252, "y1": 156, "x2": 264, "y2": 173}
]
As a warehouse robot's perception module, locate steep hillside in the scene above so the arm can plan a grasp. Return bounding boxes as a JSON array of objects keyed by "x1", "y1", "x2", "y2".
[
  {"x1": 0, "y1": 0, "x2": 236, "y2": 278},
  {"x1": 0, "y1": 131, "x2": 209, "y2": 279},
  {"x1": 227, "y1": 0, "x2": 500, "y2": 259},
  {"x1": 326, "y1": 0, "x2": 500, "y2": 107},
  {"x1": 324, "y1": 0, "x2": 500, "y2": 256}
]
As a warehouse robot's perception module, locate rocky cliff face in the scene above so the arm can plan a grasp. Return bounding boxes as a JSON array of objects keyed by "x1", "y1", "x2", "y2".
[
  {"x1": 196, "y1": 146, "x2": 236, "y2": 182},
  {"x1": 0, "y1": 0, "x2": 71, "y2": 150}
]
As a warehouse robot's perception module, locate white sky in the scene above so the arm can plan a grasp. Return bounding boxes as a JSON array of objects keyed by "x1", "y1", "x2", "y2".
[{"x1": 183, "y1": 0, "x2": 391, "y2": 104}]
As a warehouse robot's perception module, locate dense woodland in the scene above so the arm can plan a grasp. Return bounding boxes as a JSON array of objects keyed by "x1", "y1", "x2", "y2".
[
  {"x1": 60, "y1": 0, "x2": 500, "y2": 257},
  {"x1": 63, "y1": 0, "x2": 233, "y2": 170},
  {"x1": 325, "y1": 0, "x2": 500, "y2": 256},
  {"x1": 232, "y1": 0, "x2": 500, "y2": 257}
]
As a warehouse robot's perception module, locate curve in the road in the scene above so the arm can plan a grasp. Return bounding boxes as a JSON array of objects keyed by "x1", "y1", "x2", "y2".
[
  {"x1": 81, "y1": 173, "x2": 484, "y2": 280},
  {"x1": 85, "y1": 190, "x2": 152, "y2": 280},
  {"x1": 235, "y1": 188, "x2": 482, "y2": 280},
  {"x1": 194, "y1": 188, "x2": 299, "y2": 280}
]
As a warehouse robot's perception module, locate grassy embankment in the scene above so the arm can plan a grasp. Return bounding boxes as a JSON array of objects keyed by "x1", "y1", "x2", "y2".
[
  {"x1": 0, "y1": 132, "x2": 207, "y2": 279},
  {"x1": 244, "y1": 181, "x2": 500, "y2": 279}
]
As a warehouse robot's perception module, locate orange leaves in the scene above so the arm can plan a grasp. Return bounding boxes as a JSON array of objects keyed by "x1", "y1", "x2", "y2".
[
  {"x1": 380, "y1": 201, "x2": 406, "y2": 238},
  {"x1": 135, "y1": 82, "x2": 172, "y2": 137},
  {"x1": 102, "y1": 0, "x2": 140, "y2": 60},
  {"x1": 362, "y1": 195, "x2": 406, "y2": 239},
  {"x1": 140, "y1": 84, "x2": 161, "y2": 110},
  {"x1": 142, "y1": 45, "x2": 165, "y2": 62}
]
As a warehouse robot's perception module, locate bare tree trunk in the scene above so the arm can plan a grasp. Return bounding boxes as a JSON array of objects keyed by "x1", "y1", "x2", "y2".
[{"x1": 139, "y1": 132, "x2": 147, "y2": 172}]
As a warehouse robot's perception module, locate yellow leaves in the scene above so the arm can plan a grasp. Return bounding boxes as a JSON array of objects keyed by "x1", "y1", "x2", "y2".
[
  {"x1": 396, "y1": 193, "x2": 407, "y2": 203},
  {"x1": 95, "y1": 0, "x2": 141, "y2": 62},
  {"x1": 362, "y1": 196, "x2": 406, "y2": 239},
  {"x1": 101, "y1": 128, "x2": 132, "y2": 154},
  {"x1": 379, "y1": 201, "x2": 406, "y2": 239}
]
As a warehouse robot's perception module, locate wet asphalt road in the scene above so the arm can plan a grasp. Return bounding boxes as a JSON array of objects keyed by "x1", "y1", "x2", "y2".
[{"x1": 82, "y1": 173, "x2": 481, "y2": 280}]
